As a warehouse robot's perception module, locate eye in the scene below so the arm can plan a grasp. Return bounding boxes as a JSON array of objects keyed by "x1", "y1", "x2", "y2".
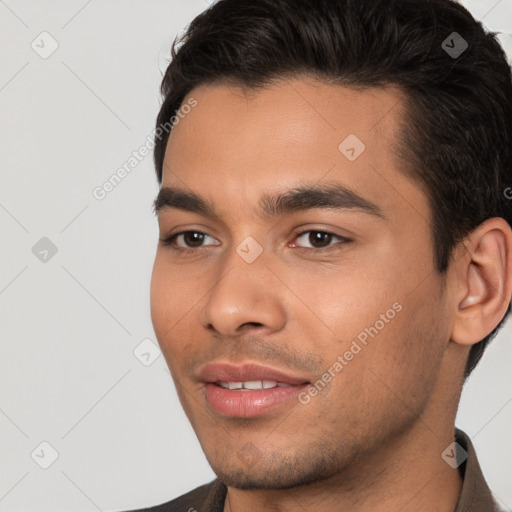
[
  {"x1": 291, "y1": 229, "x2": 350, "y2": 251},
  {"x1": 160, "y1": 228, "x2": 351, "y2": 253},
  {"x1": 160, "y1": 230, "x2": 218, "y2": 251}
]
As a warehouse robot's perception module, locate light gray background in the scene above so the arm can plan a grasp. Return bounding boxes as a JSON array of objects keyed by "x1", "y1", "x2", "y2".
[{"x1": 1, "y1": 1, "x2": 511, "y2": 511}]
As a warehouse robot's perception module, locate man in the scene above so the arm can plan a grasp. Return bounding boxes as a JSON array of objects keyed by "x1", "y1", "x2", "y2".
[{"x1": 129, "y1": 0, "x2": 512, "y2": 510}]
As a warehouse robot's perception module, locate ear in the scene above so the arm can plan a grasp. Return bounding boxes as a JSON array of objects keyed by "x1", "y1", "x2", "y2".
[{"x1": 450, "y1": 217, "x2": 512, "y2": 346}]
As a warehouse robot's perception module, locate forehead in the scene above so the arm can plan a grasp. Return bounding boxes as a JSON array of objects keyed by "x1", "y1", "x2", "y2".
[{"x1": 161, "y1": 78, "x2": 428, "y2": 225}]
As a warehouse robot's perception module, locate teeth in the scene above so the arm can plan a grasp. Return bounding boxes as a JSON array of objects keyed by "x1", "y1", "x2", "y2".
[
  {"x1": 217, "y1": 380, "x2": 282, "y2": 390},
  {"x1": 243, "y1": 380, "x2": 264, "y2": 390}
]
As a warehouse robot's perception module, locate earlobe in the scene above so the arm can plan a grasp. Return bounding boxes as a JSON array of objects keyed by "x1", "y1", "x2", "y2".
[{"x1": 451, "y1": 218, "x2": 512, "y2": 346}]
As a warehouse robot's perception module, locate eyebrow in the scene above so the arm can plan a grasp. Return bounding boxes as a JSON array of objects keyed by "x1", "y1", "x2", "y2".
[{"x1": 153, "y1": 182, "x2": 385, "y2": 220}]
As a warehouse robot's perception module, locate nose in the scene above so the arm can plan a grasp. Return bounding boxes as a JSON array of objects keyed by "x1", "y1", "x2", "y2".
[{"x1": 200, "y1": 247, "x2": 287, "y2": 337}]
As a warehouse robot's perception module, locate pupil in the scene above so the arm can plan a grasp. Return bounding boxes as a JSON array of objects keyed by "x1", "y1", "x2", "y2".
[
  {"x1": 310, "y1": 231, "x2": 331, "y2": 248},
  {"x1": 185, "y1": 232, "x2": 204, "y2": 247}
]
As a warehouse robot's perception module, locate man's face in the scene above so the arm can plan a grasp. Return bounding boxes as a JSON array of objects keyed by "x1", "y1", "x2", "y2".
[{"x1": 150, "y1": 78, "x2": 453, "y2": 489}]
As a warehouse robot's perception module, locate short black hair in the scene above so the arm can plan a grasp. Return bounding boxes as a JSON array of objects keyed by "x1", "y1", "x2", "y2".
[{"x1": 154, "y1": 0, "x2": 512, "y2": 379}]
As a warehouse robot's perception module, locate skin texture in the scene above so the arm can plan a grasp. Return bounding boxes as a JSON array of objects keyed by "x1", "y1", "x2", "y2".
[{"x1": 150, "y1": 77, "x2": 512, "y2": 512}]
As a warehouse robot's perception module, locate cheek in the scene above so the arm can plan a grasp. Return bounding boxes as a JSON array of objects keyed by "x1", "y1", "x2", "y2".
[
  {"x1": 149, "y1": 256, "x2": 200, "y2": 368},
  {"x1": 149, "y1": 257, "x2": 168, "y2": 339},
  {"x1": 149, "y1": 256, "x2": 185, "y2": 359},
  {"x1": 365, "y1": 282, "x2": 448, "y2": 403},
  {"x1": 308, "y1": 258, "x2": 442, "y2": 385},
  {"x1": 150, "y1": 255, "x2": 192, "y2": 328}
]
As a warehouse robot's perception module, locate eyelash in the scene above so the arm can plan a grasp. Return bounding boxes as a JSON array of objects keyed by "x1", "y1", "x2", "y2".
[{"x1": 159, "y1": 229, "x2": 351, "y2": 254}]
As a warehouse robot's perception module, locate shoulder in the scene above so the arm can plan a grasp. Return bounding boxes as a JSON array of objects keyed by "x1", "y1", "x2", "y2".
[{"x1": 122, "y1": 479, "x2": 227, "y2": 512}]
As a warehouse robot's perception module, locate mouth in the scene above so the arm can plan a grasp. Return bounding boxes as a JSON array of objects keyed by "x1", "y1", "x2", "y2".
[
  {"x1": 216, "y1": 380, "x2": 294, "y2": 390},
  {"x1": 199, "y1": 363, "x2": 310, "y2": 418}
]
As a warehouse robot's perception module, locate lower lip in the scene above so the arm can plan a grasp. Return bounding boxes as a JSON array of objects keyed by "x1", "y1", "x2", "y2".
[{"x1": 204, "y1": 383, "x2": 309, "y2": 418}]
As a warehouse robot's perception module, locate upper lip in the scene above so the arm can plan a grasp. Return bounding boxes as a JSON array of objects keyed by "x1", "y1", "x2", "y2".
[{"x1": 198, "y1": 362, "x2": 310, "y2": 385}]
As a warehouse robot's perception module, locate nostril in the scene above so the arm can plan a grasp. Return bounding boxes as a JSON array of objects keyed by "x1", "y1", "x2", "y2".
[{"x1": 242, "y1": 322, "x2": 264, "y2": 328}]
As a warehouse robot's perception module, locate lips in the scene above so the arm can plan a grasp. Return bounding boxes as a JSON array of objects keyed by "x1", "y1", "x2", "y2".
[
  {"x1": 199, "y1": 362, "x2": 310, "y2": 418},
  {"x1": 199, "y1": 362, "x2": 310, "y2": 386}
]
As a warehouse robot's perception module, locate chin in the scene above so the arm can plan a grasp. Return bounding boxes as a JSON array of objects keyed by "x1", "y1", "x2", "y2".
[{"x1": 209, "y1": 454, "x2": 342, "y2": 490}]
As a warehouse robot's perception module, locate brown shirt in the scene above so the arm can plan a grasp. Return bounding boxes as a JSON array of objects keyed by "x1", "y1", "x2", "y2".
[{"x1": 128, "y1": 428, "x2": 503, "y2": 512}]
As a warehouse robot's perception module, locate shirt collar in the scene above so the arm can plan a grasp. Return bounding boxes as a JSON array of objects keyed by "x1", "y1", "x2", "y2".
[{"x1": 453, "y1": 428, "x2": 501, "y2": 511}]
